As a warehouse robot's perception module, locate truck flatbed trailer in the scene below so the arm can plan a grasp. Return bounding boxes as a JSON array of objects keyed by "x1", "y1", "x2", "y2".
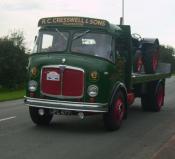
[{"x1": 132, "y1": 63, "x2": 171, "y2": 84}]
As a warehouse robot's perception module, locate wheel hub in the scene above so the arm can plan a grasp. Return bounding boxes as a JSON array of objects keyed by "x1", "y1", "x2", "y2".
[
  {"x1": 114, "y1": 98, "x2": 125, "y2": 121},
  {"x1": 152, "y1": 54, "x2": 158, "y2": 71}
]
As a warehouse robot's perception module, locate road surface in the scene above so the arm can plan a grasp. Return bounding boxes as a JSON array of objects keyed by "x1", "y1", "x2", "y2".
[{"x1": 0, "y1": 77, "x2": 175, "y2": 159}]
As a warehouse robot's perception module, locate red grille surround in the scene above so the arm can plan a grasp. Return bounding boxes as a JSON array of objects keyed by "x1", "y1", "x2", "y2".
[
  {"x1": 41, "y1": 67, "x2": 61, "y2": 96},
  {"x1": 41, "y1": 65, "x2": 84, "y2": 98}
]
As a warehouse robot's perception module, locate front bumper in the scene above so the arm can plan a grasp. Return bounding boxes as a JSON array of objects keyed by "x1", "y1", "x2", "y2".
[{"x1": 24, "y1": 97, "x2": 108, "y2": 113}]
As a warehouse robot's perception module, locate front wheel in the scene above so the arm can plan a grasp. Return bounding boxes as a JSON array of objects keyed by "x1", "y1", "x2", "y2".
[
  {"x1": 103, "y1": 90, "x2": 126, "y2": 131},
  {"x1": 29, "y1": 107, "x2": 53, "y2": 125}
]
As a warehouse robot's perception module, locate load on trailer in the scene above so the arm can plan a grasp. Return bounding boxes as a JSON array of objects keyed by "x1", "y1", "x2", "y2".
[{"x1": 25, "y1": 16, "x2": 171, "y2": 130}]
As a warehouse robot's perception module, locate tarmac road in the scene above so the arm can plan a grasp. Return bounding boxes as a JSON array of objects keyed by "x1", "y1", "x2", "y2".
[{"x1": 0, "y1": 77, "x2": 175, "y2": 159}]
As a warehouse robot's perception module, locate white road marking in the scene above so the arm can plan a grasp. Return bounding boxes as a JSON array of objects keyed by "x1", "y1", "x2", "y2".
[{"x1": 0, "y1": 116, "x2": 16, "y2": 122}]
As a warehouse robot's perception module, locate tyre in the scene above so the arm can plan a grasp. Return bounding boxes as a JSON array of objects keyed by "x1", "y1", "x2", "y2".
[
  {"x1": 141, "y1": 81, "x2": 164, "y2": 112},
  {"x1": 133, "y1": 50, "x2": 143, "y2": 73},
  {"x1": 103, "y1": 90, "x2": 126, "y2": 131},
  {"x1": 29, "y1": 107, "x2": 53, "y2": 125},
  {"x1": 143, "y1": 47, "x2": 159, "y2": 74},
  {"x1": 142, "y1": 39, "x2": 159, "y2": 74}
]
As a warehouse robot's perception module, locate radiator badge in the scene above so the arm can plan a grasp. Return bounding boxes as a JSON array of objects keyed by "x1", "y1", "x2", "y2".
[{"x1": 47, "y1": 71, "x2": 60, "y2": 81}]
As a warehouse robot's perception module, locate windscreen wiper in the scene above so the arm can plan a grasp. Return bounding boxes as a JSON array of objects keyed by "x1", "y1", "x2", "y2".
[
  {"x1": 73, "y1": 30, "x2": 90, "y2": 40},
  {"x1": 55, "y1": 29, "x2": 67, "y2": 40}
]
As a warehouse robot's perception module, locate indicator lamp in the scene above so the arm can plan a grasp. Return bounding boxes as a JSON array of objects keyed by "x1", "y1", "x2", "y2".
[
  {"x1": 31, "y1": 66, "x2": 38, "y2": 77},
  {"x1": 90, "y1": 71, "x2": 99, "y2": 81}
]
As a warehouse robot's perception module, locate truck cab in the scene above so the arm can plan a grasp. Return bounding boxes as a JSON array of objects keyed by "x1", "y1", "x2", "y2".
[{"x1": 25, "y1": 16, "x2": 171, "y2": 131}]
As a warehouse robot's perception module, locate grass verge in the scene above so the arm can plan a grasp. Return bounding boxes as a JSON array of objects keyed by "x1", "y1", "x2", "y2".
[{"x1": 0, "y1": 89, "x2": 25, "y2": 102}]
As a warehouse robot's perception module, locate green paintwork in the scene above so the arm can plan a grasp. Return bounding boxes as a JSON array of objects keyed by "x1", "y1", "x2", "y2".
[
  {"x1": 26, "y1": 16, "x2": 171, "y2": 109},
  {"x1": 132, "y1": 72, "x2": 171, "y2": 84},
  {"x1": 27, "y1": 52, "x2": 124, "y2": 104}
]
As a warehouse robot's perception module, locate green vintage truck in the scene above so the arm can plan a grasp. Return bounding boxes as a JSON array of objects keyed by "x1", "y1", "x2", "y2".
[{"x1": 24, "y1": 16, "x2": 171, "y2": 130}]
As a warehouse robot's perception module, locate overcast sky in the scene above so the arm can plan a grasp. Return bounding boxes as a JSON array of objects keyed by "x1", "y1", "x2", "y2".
[{"x1": 0, "y1": 0, "x2": 175, "y2": 49}]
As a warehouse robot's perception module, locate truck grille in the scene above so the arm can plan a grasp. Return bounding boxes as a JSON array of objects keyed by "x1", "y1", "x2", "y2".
[{"x1": 41, "y1": 66, "x2": 84, "y2": 98}]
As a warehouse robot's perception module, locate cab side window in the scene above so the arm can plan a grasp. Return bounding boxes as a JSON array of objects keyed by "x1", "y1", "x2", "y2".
[{"x1": 115, "y1": 38, "x2": 128, "y2": 60}]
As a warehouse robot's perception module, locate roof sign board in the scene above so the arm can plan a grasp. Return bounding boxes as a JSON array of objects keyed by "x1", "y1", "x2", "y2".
[{"x1": 38, "y1": 17, "x2": 109, "y2": 29}]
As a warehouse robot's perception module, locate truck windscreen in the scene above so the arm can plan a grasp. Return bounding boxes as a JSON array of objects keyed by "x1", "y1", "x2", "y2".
[
  {"x1": 33, "y1": 30, "x2": 113, "y2": 62},
  {"x1": 33, "y1": 30, "x2": 69, "y2": 53},
  {"x1": 71, "y1": 32, "x2": 113, "y2": 62}
]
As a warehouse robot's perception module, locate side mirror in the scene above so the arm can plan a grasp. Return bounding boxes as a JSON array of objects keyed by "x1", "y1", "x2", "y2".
[{"x1": 34, "y1": 36, "x2": 37, "y2": 42}]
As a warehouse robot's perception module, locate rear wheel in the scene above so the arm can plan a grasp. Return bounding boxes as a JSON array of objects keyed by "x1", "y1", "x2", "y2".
[
  {"x1": 141, "y1": 81, "x2": 164, "y2": 112},
  {"x1": 141, "y1": 39, "x2": 160, "y2": 74},
  {"x1": 143, "y1": 48, "x2": 159, "y2": 74},
  {"x1": 29, "y1": 107, "x2": 53, "y2": 125},
  {"x1": 103, "y1": 90, "x2": 126, "y2": 131},
  {"x1": 133, "y1": 50, "x2": 143, "y2": 73}
]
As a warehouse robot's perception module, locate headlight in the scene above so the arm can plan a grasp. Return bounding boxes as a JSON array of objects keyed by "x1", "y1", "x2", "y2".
[
  {"x1": 87, "y1": 85, "x2": 98, "y2": 97},
  {"x1": 28, "y1": 80, "x2": 37, "y2": 92}
]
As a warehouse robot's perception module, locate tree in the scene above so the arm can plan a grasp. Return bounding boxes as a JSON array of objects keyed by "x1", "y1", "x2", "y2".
[
  {"x1": 0, "y1": 31, "x2": 28, "y2": 89},
  {"x1": 159, "y1": 45, "x2": 175, "y2": 72}
]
